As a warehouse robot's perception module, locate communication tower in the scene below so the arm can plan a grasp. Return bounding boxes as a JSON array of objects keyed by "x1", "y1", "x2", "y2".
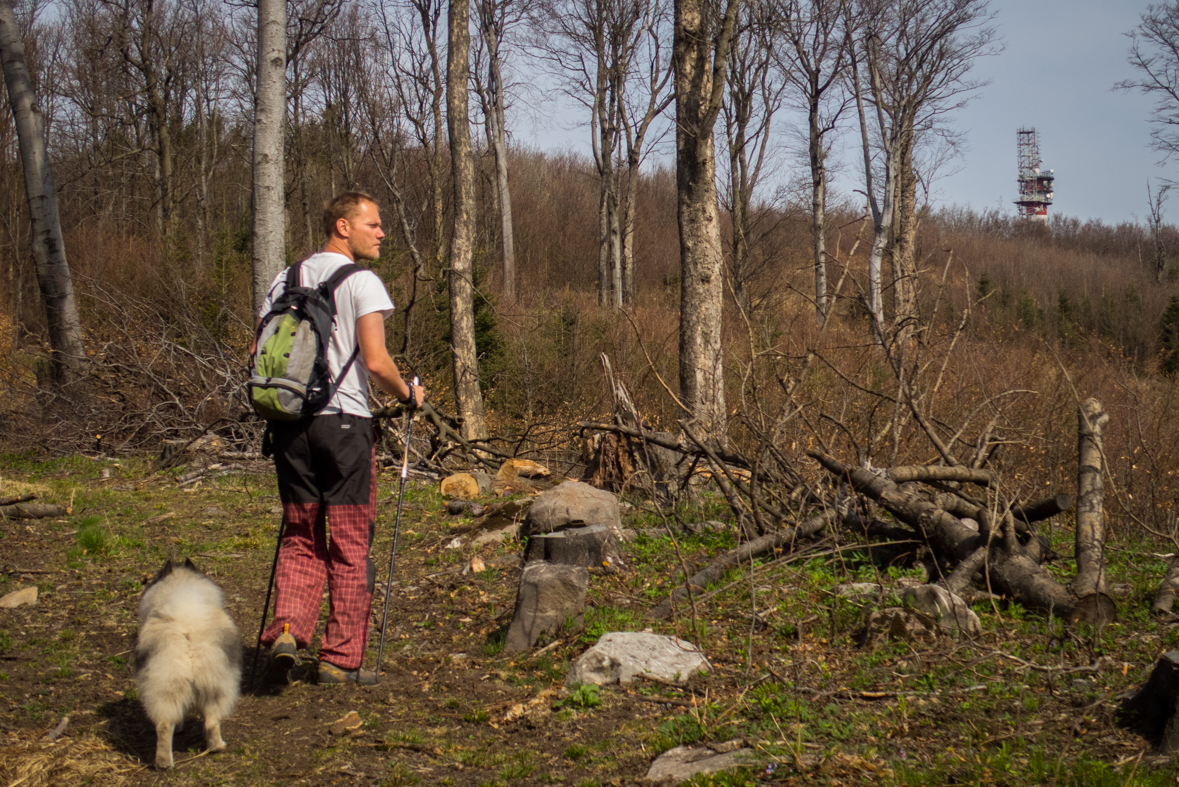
[{"x1": 1014, "y1": 127, "x2": 1054, "y2": 221}]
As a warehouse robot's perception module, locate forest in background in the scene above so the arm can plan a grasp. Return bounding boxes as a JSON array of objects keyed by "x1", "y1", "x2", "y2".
[{"x1": 3, "y1": 0, "x2": 1179, "y2": 543}]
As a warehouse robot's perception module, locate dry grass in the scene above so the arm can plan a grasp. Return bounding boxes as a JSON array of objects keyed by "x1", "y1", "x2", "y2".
[{"x1": 0, "y1": 735, "x2": 143, "y2": 787}]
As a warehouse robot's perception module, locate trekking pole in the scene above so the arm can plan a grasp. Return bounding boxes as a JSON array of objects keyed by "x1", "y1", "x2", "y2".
[
  {"x1": 250, "y1": 515, "x2": 287, "y2": 686},
  {"x1": 375, "y1": 377, "x2": 418, "y2": 682}
]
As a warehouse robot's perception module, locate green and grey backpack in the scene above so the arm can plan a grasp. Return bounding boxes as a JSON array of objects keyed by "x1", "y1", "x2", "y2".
[{"x1": 248, "y1": 261, "x2": 361, "y2": 421}]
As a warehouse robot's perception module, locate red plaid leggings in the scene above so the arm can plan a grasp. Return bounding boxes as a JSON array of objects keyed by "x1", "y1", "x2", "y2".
[{"x1": 262, "y1": 414, "x2": 378, "y2": 670}]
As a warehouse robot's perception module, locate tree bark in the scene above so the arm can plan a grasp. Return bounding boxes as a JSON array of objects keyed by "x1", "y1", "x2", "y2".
[
  {"x1": 252, "y1": 0, "x2": 286, "y2": 316},
  {"x1": 674, "y1": 0, "x2": 740, "y2": 440},
  {"x1": 0, "y1": 0, "x2": 86, "y2": 386},
  {"x1": 448, "y1": 0, "x2": 488, "y2": 441},
  {"x1": 1073, "y1": 398, "x2": 1110, "y2": 599}
]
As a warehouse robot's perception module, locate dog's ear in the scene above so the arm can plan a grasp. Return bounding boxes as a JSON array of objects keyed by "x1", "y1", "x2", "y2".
[
  {"x1": 155, "y1": 560, "x2": 174, "y2": 581},
  {"x1": 184, "y1": 558, "x2": 199, "y2": 573}
]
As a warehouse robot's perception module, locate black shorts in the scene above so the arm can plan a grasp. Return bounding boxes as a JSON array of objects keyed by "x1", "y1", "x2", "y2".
[{"x1": 270, "y1": 414, "x2": 376, "y2": 505}]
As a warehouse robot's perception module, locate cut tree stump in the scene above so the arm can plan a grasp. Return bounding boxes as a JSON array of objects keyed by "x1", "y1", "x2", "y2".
[{"x1": 1120, "y1": 651, "x2": 1179, "y2": 753}]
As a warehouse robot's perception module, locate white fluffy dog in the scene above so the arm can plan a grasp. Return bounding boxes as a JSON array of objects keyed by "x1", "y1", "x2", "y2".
[{"x1": 135, "y1": 559, "x2": 242, "y2": 769}]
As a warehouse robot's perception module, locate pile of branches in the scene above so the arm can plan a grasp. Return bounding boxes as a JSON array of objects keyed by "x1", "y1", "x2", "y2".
[{"x1": 583, "y1": 396, "x2": 1128, "y2": 627}]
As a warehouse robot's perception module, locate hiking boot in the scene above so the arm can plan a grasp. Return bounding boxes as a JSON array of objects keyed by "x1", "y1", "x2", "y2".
[
  {"x1": 317, "y1": 660, "x2": 378, "y2": 686},
  {"x1": 264, "y1": 630, "x2": 298, "y2": 685}
]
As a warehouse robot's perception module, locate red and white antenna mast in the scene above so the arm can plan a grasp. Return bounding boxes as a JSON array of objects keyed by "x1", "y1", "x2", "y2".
[{"x1": 1014, "y1": 127, "x2": 1054, "y2": 221}]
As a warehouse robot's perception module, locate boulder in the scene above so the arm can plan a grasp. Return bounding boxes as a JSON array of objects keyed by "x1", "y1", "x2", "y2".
[
  {"x1": 646, "y1": 742, "x2": 759, "y2": 784},
  {"x1": 525, "y1": 525, "x2": 621, "y2": 568},
  {"x1": 565, "y1": 632, "x2": 710, "y2": 687},
  {"x1": 440, "y1": 473, "x2": 481, "y2": 499},
  {"x1": 523, "y1": 481, "x2": 621, "y2": 538},
  {"x1": 902, "y1": 584, "x2": 981, "y2": 637},
  {"x1": 504, "y1": 563, "x2": 588, "y2": 652},
  {"x1": 471, "y1": 472, "x2": 493, "y2": 494}
]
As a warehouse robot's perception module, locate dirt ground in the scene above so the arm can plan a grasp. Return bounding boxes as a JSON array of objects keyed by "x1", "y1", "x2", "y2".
[
  {"x1": 0, "y1": 457, "x2": 744, "y2": 787},
  {"x1": 0, "y1": 454, "x2": 1172, "y2": 786}
]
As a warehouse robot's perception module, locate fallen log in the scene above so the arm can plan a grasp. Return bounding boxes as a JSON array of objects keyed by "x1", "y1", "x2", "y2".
[
  {"x1": 808, "y1": 449, "x2": 1077, "y2": 618},
  {"x1": 0, "y1": 504, "x2": 67, "y2": 519},
  {"x1": 648, "y1": 510, "x2": 837, "y2": 620},
  {"x1": 887, "y1": 466, "x2": 994, "y2": 487},
  {"x1": 1012, "y1": 494, "x2": 1072, "y2": 524}
]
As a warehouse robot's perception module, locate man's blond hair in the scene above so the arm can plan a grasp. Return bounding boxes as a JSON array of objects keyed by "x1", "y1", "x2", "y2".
[{"x1": 323, "y1": 191, "x2": 375, "y2": 238}]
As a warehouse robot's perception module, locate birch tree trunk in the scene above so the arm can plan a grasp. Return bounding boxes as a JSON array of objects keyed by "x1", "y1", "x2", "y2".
[
  {"x1": 252, "y1": 0, "x2": 286, "y2": 315},
  {"x1": 1073, "y1": 397, "x2": 1110, "y2": 599},
  {"x1": 674, "y1": 0, "x2": 741, "y2": 440},
  {"x1": 448, "y1": 0, "x2": 489, "y2": 441},
  {"x1": 0, "y1": 0, "x2": 85, "y2": 386},
  {"x1": 476, "y1": 1, "x2": 517, "y2": 302}
]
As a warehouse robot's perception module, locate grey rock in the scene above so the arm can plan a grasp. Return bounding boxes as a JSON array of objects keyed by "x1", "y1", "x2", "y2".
[
  {"x1": 523, "y1": 481, "x2": 621, "y2": 538},
  {"x1": 504, "y1": 563, "x2": 588, "y2": 652},
  {"x1": 565, "y1": 632, "x2": 710, "y2": 687},
  {"x1": 902, "y1": 584, "x2": 981, "y2": 637},
  {"x1": 646, "y1": 743, "x2": 759, "y2": 784},
  {"x1": 471, "y1": 472, "x2": 493, "y2": 494},
  {"x1": 446, "y1": 500, "x2": 485, "y2": 517},
  {"x1": 525, "y1": 524, "x2": 621, "y2": 567}
]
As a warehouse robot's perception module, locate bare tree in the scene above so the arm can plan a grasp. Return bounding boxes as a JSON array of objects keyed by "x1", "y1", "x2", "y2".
[
  {"x1": 448, "y1": 0, "x2": 489, "y2": 440},
  {"x1": 532, "y1": 0, "x2": 668, "y2": 309},
  {"x1": 618, "y1": 0, "x2": 672, "y2": 304},
  {"x1": 773, "y1": 0, "x2": 853, "y2": 323},
  {"x1": 1148, "y1": 179, "x2": 1172, "y2": 283},
  {"x1": 378, "y1": 0, "x2": 448, "y2": 264},
  {"x1": 473, "y1": 0, "x2": 526, "y2": 301},
  {"x1": 850, "y1": 0, "x2": 995, "y2": 346},
  {"x1": 674, "y1": 0, "x2": 741, "y2": 438},
  {"x1": 107, "y1": 0, "x2": 197, "y2": 240},
  {"x1": 0, "y1": 0, "x2": 86, "y2": 385},
  {"x1": 252, "y1": 0, "x2": 286, "y2": 315},
  {"x1": 1121, "y1": 1, "x2": 1179, "y2": 160},
  {"x1": 720, "y1": 0, "x2": 785, "y2": 315}
]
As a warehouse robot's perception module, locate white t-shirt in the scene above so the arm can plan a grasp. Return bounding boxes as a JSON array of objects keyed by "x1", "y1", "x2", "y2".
[{"x1": 259, "y1": 252, "x2": 395, "y2": 417}]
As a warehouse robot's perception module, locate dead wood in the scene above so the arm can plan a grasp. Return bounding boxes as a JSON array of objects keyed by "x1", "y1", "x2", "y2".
[
  {"x1": 887, "y1": 466, "x2": 994, "y2": 487},
  {"x1": 0, "y1": 494, "x2": 35, "y2": 507},
  {"x1": 648, "y1": 510, "x2": 838, "y2": 620},
  {"x1": 1073, "y1": 398, "x2": 1110, "y2": 600},
  {"x1": 1013, "y1": 494, "x2": 1073, "y2": 524},
  {"x1": 807, "y1": 449, "x2": 1078, "y2": 617},
  {"x1": 0, "y1": 504, "x2": 67, "y2": 519},
  {"x1": 1154, "y1": 556, "x2": 1179, "y2": 615},
  {"x1": 1120, "y1": 651, "x2": 1179, "y2": 753}
]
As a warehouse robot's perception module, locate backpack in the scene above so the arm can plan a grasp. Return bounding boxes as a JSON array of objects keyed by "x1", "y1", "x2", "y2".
[{"x1": 248, "y1": 261, "x2": 362, "y2": 421}]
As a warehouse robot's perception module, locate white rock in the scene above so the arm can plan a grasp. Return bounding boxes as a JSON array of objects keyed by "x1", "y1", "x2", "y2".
[
  {"x1": 0, "y1": 586, "x2": 38, "y2": 608},
  {"x1": 565, "y1": 632, "x2": 709, "y2": 687}
]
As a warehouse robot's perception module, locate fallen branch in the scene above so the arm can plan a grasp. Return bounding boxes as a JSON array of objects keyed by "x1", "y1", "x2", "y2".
[
  {"x1": 0, "y1": 503, "x2": 67, "y2": 519},
  {"x1": 649, "y1": 510, "x2": 838, "y2": 620}
]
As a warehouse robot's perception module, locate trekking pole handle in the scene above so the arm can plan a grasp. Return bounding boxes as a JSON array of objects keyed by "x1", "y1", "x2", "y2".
[{"x1": 401, "y1": 377, "x2": 418, "y2": 480}]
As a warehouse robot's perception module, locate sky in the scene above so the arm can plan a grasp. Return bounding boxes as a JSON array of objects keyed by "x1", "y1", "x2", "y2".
[
  {"x1": 932, "y1": 0, "x2": 1169, "y2": 225},
  {"x1": 521, "y1": 0, "x2": 1171, "y2": 228}
]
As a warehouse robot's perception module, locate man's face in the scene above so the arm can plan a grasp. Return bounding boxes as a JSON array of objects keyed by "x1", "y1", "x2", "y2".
[{"x1": 342, "y1": 200, "x2": 384, "y2": 261}]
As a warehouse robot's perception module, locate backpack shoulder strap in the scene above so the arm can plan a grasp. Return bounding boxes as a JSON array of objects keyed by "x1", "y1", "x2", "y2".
[
  {"x1": 320, "y1": 263, "x2": 363, "y2": 301},
  {"x1": 285, "y1": 260, "x2": 304, "y2": 290}
]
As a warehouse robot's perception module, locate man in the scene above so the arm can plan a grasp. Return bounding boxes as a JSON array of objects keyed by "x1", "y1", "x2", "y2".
[{"x1": 256, "y1": 192, "x2": 425, "y2": 685}]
